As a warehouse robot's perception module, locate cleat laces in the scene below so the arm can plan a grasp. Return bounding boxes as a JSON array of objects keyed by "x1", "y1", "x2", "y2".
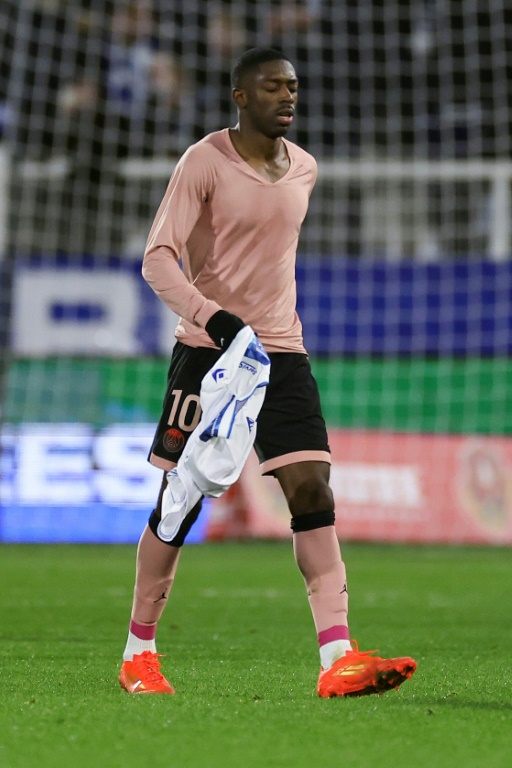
[
  {"x1": 343, "y1": 641, "x2": 380, "y2": 662},
  {"x1": 350, "y1": 640, "x2": 377, "y2": 653},
  {"x1": 131, "y1": 651, "x2": 167, "y2": 686}
]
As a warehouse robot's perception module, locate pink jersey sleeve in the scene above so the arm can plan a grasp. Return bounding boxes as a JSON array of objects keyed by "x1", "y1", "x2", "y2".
[{"x1": 141, "y1": 147, "x2": 222, "y2": 328}]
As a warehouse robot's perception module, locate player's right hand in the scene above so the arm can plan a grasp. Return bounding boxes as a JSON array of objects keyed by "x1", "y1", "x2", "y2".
[{"x1": 205, "y1": 310, "x2": 246, "y2": 350}]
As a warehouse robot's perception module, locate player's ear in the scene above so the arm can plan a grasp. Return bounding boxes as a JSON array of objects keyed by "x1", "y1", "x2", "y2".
[{"x1": 232, "y1": 87, "x2": 248, "y2": 109}]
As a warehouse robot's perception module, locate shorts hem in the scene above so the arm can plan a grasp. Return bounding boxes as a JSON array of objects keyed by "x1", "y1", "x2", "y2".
[
  {"x1": 149, "y1": 452, "x2": 177, "y2": 471},
  {"x1": 260, "y1": 450, "x2": 331, "y2": 475}
]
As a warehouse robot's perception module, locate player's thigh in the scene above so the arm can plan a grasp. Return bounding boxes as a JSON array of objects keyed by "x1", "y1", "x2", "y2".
[
  {"x1": 148, "y1": 342, "x2": 222, "y2": 469},
  {"x1": 254, "y1": 352, "x2": 331, "y2": 477}
]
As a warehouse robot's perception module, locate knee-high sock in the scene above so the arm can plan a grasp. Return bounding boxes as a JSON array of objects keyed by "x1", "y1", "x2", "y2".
[
  {"x1": 123, "y1": 525, "x2": 181, "y2": 661},
  {"x1": 293, "y1": 525, "x2": 350, "y2": 666},
  {"x1": 131, "y1": 524, "x2": 181, "y2": 625}
]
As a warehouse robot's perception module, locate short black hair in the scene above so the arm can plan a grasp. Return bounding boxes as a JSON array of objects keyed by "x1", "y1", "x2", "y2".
[{"x1": 231, "y1": 47, "x2": 292, "y2": 89}]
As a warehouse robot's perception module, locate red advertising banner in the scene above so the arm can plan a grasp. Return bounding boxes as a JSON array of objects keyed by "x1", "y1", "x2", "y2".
[{"x1": 209, "y1": 430, "x2": 512, "y2": 545}]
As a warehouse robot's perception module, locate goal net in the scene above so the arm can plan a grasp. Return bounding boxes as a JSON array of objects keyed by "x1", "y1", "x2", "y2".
[{"x1": 1, "y1": 0, "x2": 511, "y2": 543}]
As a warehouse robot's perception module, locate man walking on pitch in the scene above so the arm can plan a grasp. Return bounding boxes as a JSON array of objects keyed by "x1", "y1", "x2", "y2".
[{"x1": 119, "y1": 47, "x2": 417, "y2": 697}]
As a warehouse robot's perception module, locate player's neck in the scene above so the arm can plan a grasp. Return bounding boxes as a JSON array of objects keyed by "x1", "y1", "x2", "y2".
[{"x1": 229, "y1": 125, "x2": 285, "y2": 163}]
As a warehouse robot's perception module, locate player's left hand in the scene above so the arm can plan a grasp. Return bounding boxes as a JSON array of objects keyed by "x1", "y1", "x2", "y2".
[{"x1": 205, "y1": 310, "x2": 246, "y2": 350}]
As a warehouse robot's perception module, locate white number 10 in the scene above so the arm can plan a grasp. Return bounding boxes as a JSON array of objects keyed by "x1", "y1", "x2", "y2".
[{"x1": 167, "y1": 389, "x2": 202, "y2": 432}]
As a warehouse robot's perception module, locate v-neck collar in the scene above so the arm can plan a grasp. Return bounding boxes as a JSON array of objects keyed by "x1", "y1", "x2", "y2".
[{"x1": 223, "y1": 128, "x2": 293, "y2": 185}]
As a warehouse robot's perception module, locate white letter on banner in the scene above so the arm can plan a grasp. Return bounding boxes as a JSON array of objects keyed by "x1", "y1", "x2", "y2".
[
  {"x1": 15, "y1": 424, "x2": 93, "y2": 504},
  {"x1": 92, "y1": 424, "x2": 162, "y2": 503}
]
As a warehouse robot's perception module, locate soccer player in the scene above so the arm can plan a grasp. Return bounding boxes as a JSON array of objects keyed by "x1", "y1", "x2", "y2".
[{"x1": 119, "y1": 47, "x2": 417, "y2": 697}]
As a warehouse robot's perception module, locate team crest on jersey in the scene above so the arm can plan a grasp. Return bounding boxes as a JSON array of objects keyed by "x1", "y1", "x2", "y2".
[{"x1": 163, "y1": 428, "x2": 185, "y2": 454}]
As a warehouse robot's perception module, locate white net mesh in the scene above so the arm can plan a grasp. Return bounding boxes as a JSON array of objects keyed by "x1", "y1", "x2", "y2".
[
  {"x1": 3, "y1": 0, "x2": 512, "y2": 258},
  {"x1": 1, "y1": 0, "x2": 511, "y2": 542}
]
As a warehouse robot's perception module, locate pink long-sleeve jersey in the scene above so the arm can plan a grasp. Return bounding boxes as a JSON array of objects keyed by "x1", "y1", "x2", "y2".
[{"x1": 142, "y1": 128, "x2": 317, "y2": 353}]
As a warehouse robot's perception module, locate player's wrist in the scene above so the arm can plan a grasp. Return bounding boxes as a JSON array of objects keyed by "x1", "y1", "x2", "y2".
[{"x1": 205, "y1": 310, "x2": 245, "y2": 350}]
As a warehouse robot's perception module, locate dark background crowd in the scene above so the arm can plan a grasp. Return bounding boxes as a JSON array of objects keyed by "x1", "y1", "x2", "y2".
[
  {"x1": 0, "y1": 0, "x2": 510, "y2": 257},
  {"x1": 2, "y1": 0, "x2": 510, "y2": 161}
]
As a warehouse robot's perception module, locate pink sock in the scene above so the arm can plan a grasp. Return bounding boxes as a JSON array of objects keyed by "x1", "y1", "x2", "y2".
[
  {"x1": 318, "y1": 625, "x2": 351, "y2": 647},
  {"x1": 123, "y1": 620, "x2": 158, "y2": 662},
  {"x1": 317, "y1": 625, "x2": 352, "y2": 669},
  {"x1": 130, "y1": 620, "x2": 157, "y2": 641},
  {"x1": 293, "y1": 526, "x2": 350, "y2": 666},
  {"x1": 123, "y1": 525, "x2": 181, "y2": 661}
]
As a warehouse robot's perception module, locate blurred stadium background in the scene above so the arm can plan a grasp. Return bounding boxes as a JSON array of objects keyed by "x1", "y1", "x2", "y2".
[{"x1": 0, "y1": 0, "x2": 511, "y2": 545}]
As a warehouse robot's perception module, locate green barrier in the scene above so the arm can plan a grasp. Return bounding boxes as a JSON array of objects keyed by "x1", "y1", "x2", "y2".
[
  {"x1": 5, "y1": 356, "x2": 512, "y2": 434},
  {"x1": 311, "y1": 357, "x2": 512, "y2": 434},
  {"x1": 4, "y1": 358, "x2": 165, "y2": 426}
]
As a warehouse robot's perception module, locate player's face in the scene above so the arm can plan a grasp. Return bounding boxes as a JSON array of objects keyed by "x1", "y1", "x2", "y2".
[{"x1": 240, "y1": 60, "x2": 299, "y2": 139}]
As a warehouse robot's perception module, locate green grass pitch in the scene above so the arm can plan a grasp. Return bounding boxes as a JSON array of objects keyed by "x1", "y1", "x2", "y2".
[{"x1": 1, "y1": 541, "x2": 511, "y2": 768}]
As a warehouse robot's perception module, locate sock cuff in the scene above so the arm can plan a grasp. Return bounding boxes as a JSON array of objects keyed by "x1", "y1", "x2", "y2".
[
  {"x1": 290, "y1": 510, "x2": 335, "y2": 533},
  {"x1": 318, "y1": 625, "x2": 350, "y2": 647},
  {"x1": 130, "y1": 619, "x2": 157, "y2": 641}
]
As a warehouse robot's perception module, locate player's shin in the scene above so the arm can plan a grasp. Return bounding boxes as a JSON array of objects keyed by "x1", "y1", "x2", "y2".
[
  {"x1": 291, "y1": 513, "x2": 351, "y2": 669},
  {"x1": 123, "y1": 523, "x2": 181, "y2": 661}
]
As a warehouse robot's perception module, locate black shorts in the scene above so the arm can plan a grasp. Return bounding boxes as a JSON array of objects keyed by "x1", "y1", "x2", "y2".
[{"x1": 148, "y1": 342, "x2": 331, "y2": 475}]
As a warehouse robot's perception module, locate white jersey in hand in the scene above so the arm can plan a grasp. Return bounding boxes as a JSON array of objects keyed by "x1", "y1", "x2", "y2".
[{"x1": 158, "y1": 326, "x2": 270, "y2": 542}]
